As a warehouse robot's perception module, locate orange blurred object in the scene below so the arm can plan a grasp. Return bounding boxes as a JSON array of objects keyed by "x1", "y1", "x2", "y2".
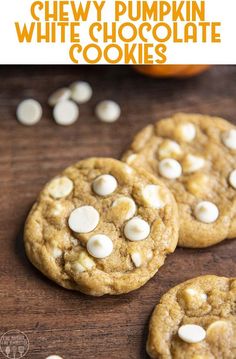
[{"x1": 134, "y1": 65, "x2": 211, "y2": 78}]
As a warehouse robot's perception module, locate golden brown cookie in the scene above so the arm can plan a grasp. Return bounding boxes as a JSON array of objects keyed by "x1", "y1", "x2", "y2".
[
  {"x1": 24, "y1": 157, "x2": 178, "y2": 296},
  {"x1": 122, "y1": 113, "x2": 236, "y2": 248},
  {"x1": 147, "y1": 275, "x2": 236, "y2": 359}
]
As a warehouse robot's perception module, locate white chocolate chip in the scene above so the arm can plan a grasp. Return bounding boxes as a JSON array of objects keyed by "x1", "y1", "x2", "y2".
[
  {"x1": 124, "y1": 164, "x2": 133, "y2": 174},
  {"x1": 146, "y1": 249, "x2": 153, "y2": 260},
  {"x1": 229, "y1": 169, "x2": 236, "y2": 189},
  {"x1": 194, "y1": 201, "x2": 219, "y2": 224},
  {"x1": 126, "y1": 154, "x2": 137, "y2": 165},
  {"x1": 159, "y1": 159, "x2": 182, "y2": 179},
  {"x1": 178, "y1": 324, "x2": 206, "y2": 344},
  {"x1": 206, "y1": 320, "x2": 231, "y2": 339},
  {"x1": 68, "y1": 206, "x2": 99, "y2": 233},
  {"x1": 176, "y1": 122, "x2": 196, "y2": 142},
  {"x1": 48, "y1": 88, "x2": 71, "y2": 107},
  {"x1": 70, "y1": 81, "x2": 93, "y2": 104},
  {"x1": 73, "y1": 262, "x2": 85, "y2": 273},
  {"x1": 95, "y1": 100, "x2": 121, "y2": 123},
  {"x1": 112, "y1": 197, "x2": 136, "y2": 220},
  {"x1": 73, "y1": 253, "x2": 95, "y2": 273},
  {"x1": 53, "y1": 100, "x2": 79, "y2": 126},
  {"x1": 142, "y1": 184, "x2": 167, "y2": 209},
  {"x1": 46, "y1": 356, "x2": 64, "y2": 359},
  {"x1": 185, "y1": 288, "x2": 207, "y2": 301},
  {"x1": 222, "y1": 129, "x2": 236, "y2": 150},
  {"x1": 158, "y1": 140, "x2": 182, "y2": 159},
  {"x1": 182, "y1": 154, "x2": 205, "y2": 173},
  {"x1": 183, "y1": 287, "x2": 207, "y2": 308},
  {"x1": 51, "y1": 247, "x2": 62, "y2": 259},
  {"x1": 92, "y1": 174, "x2": 117, "y2": 196},
  {"x1": 16, "y1": 99, "x2": 42, "y2": 126},
  {"x1": 124, "y1": 217, "x2": 150, "y2": 241},
  {"x1": 48, "y1": 177, "x2": 73, "y2": 199},
  {"x1": 131, "y1": 252, "x2": 142, "y2": 267},
  {"x1": 87, "y1": 234, "x2": 113, "y2": 259}
]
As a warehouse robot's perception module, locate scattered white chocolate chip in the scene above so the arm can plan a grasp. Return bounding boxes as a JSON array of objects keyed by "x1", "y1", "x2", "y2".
[
  {"x1": 87, "y1": 234, "x2": 113, "y2": 259},
  {"x1": 48, "y1": 88, "x2": 71, "y2": 107},
  {"x1": 182, "y1": 287, "x2": 207, "y2": 308},
  {"x1": 182, "y1": 154, "x2": 205, "y2": 173},
  {"x1": 70, "y1": 81, "x2": 93, "y2": 104},
  {"x1": 53, "y1": 100, "x2": 79, "y2": 126},
  {"x1": 159, "y1": 159, "x2": 182, "y2": 179},
  {"x1": 178, "y1": 324, "x2": 206, "y2": 344},
  {"x1": 92, "y1": 174, "x2": 117, "y2": 196},
  {"x1": 124, "y1": 217, "x2": 150, "y2": 241},
  {"x1": 131, "y1": 252, "x2": 142, "y2": 267},
  {"x1": 229, "y1": 169, "x2": 236, "y2": 189},
  {"x1": 222, "y1": 129, "x2": 236, "y2": 150},
  {"x1": 68, "y1": 206, "x2": 99, "y2": 233},
  {"x1": 194, "y1": 201, "x2": 219, "y2": 224},
  {"x1": 51, "y1": 247, "x2": 62, "y2": 259},
  {"x1": 142, "y1": 184, "x2": 167, "y2": 209},
  {"x1": 48, "y1": 177, "x2": 73, "y2": 199},
  {"x1": 16, "y1": 99, "x2": 42, "y2": 126},
  {"x1": 112, "y1": 197, "x2": 136, "y2": 220},
  {"x1": 95, "y1": 100, "x2": 121, "y2": 123},
  {"x1": 126, "y1": 154, "x2": 137, "y2": 165},
  {"x1": 46, "y1": 356, "x2": 64, "y2": 359},
  {"x1": 158, "y1": 140, "x2": 182, "y2": 159},
  {"x1": 176, "y1": 122, "x2": 196, "y2": 142},
  {"x1": 73, "y1": 262, "x2": 85, "y2": 273}
]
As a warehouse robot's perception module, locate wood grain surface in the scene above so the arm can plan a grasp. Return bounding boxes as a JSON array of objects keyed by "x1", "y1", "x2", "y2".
[{"x1": 0, "y1": 65, "x2": 236, "y2": 359}]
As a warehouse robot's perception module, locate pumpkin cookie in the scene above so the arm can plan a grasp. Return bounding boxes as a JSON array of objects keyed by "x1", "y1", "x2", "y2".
[
  {"x1": 147, "y1": 275, "x2": 236, "y2": 359},
  {"x1": 123, "y1": 113, "x2": 236, "y2": 248},
  {"x1": 24, "y1": 157, "x2": 178, "y2": 296}
]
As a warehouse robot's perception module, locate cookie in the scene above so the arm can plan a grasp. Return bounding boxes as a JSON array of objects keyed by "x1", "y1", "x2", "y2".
[
  {"x1": 122, "y1": 113, "x2": 236, "y2": 248},
  {"x1": 24, "y1": 157, "x2": 178, "y2": 296},
  {"x1": 147, "y1": 275, "x2": 236, "y2": 359}
]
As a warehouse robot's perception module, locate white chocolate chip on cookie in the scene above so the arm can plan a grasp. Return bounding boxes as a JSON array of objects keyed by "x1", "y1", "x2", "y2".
[
  {"x1": 48, "y1": 87, "x2": 71, "y2": 107},
  {"x1": 158, "y1": 140, "x2": 182, "y2": 160},
  {"x1": 126, "y1": 154, "x2": 138, "y2": 165},
  {"x1": 222, "y1": 129, "x2": 236, "y2": 150},
  {"x1": 142, "y1": 184, "x2": 167, "y2": 209},
  {"x1": 73, "y1": 252, "x2": 95, "y2": 273},
  {"x1": 93, "y1": 174, "x2": 118, "y2": 196},
  {"x1": 178, "y1": 324, "x2": 206, "y2": 344},
  {"x1": 124, "y1": 217, "x2": 150, "y2": 241},
  {"x1": 112, "y1": 197, "x2": 136, "y2": 221},
  {"x1": 159, "y1": 159, "x2": 182, "y2": 179},
  {"x1": 131, "y1": 252, "x2": 142, "y2": 267},
  {"x1": 51, "y1": 247, "x2": 62, "y2": 259},
  {"x1": 46, "y1": 356, "x2": 64, "y2": 359},
  {"x1": 87, "y1": 234, "x2": 113, "y2": 259},
  {"x1": 194, "y1": 201, "x2": 219, "y2": 224},
  {"x1": 229, "y1": 169, "x2": 236, "y2": 189},
  {"x1": 175, "y1": 122, "x2": 196, "y2": 142},
  {"x1": 182, "y1": 287, "x2": 207, "y2": 308},
  {"x1": 68, "y1": 206, "x2": 99, "y2": 233},
  {"x1": 182, "y1": 154, "x2": 205, "y2": 173},
  {"x1": 48, "y1": 177, "x2": 73, "y2": 199},
  {"x1": 70, "y1": 81, "x2": 93, "y2": 104},
  {"x1": 206, "y1": 320, "x2": 232, "y2": 341}
]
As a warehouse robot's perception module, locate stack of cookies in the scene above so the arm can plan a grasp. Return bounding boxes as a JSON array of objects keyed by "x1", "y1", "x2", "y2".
[{"x1": 24, "y1": 113, "x2": 236, "y2": 358}]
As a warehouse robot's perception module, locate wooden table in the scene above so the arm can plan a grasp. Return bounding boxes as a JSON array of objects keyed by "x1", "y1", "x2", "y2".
[{"x1": 0, "y1": 65, "x2": 236, "y2": 359}]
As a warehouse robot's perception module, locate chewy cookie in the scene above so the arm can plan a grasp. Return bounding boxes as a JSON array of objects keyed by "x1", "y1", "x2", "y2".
[
  {"x1": 123, "y1": 113, "x2": 236, "y2": 248},
  {"x1": 24, "y1": 157, "x2": 178, "y2": 296},
  {"x1": 147, "y1": 275, "x2": 236, "y2": 359}
]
